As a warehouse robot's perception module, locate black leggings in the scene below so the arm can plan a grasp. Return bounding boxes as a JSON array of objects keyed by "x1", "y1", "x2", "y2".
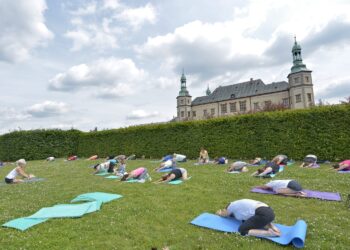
[{"x1": 238, "y1": 206, "x2": 275, "y2": 235}]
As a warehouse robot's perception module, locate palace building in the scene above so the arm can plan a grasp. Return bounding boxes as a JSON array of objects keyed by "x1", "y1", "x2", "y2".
[{"x1": 176, "y1": 39, "x2": 315, "y2": 121}]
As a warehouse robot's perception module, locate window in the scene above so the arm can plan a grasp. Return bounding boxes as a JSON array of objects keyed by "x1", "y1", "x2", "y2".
[
  {"x1": 305, "y1": 76, "x2": 309, "y2": 83},
  {"x1": 282, "y1": 98, "x2": 289, "y2": 107},
  {"x1": 264, "y1": 100, "x2": 272, "y2": 107},
  {"x1": 181, "y1": 111, "x2": 184, "y2": 117},
  {"x1": 294, "y1": 77, "x2": 300, "y2": 84},
  {"x1": 203, "y1": 109, "x2": 208, "y2": 116},
  {"x1": 229, "y1": 102, "x2": 236, "y2": 112},
  {"x1": 239, "y1": 101, "x2": 246, "y2": 112},
  {"x1": 253, "y1": 102, "x2": 259, "y2": 110},
  {"x1": 192, "y1": 111, "x2": 196, "y2": 117},
  {"x1": 211, "y1": 108, "x2": 215, "y2": 116},
  {"x1": 220, "y1": 104, "x2": 227, "y2": 114},
  {"x1": 187, "y1": 100, "x2": 190, "y2": 104},
  {"x1": 180, "y1": 100, "x2": 184, "y2": 104},
  {"x1": 188, "y1": 111, "x2": 191, "y2": 117},
  {"x1": 307, "y1": 93, "x2": 312, "y2": 102},
  {"x1": 230, "y1": 94, "x2": 236, "y2": 99},
  {"x1": 296, "y1": 94, "x2": 301, "y2": 103}
]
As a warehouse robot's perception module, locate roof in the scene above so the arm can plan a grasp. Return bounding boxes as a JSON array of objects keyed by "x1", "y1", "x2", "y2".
[{"x1": 192, "y1": 79, "x2": 289, "y2": 106}]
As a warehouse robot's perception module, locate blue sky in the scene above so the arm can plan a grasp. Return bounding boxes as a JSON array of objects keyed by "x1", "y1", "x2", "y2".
[{"x1": 1, "y1": 0, "x2": 350, "y2": 134}]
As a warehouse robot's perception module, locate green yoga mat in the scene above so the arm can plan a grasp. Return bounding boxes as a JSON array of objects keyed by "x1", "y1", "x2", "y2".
[
  {"x1": 105, "y1": 175, "x2": 119, "y2": 179},
  {"x1": 2, "y1": 218, "x2": 48, "y2": 231},
  {"x1": 168, "y1": 177, "x2": 192, "y2": 185},
  {"x1": 71, "y1": 192, "x2": 123, "y2": 203},
  {"x1": 95, "y1": 172, "x2": 109, "y2": 176}
]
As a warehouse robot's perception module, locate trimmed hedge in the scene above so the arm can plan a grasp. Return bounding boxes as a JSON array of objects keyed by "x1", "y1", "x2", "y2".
[{"x1": 1, "y1": 105, "x2": 350, "y2": 161}]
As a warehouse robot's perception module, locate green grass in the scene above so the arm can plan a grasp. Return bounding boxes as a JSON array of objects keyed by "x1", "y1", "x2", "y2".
[{"x1": 0, "y1": 159, "x2": 349, "y2": 249}]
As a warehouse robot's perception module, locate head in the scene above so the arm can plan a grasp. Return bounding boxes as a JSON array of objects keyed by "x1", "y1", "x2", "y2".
[
  {"x1": 16, "y1": 159, "x2": 26, "y2": 168},
  {"x1": 257, "y1": 168, "x2": 264, "y2": 174},
  {"x1": 120, "y1": 173, "x2": 129, "y2": 181},
  {"x1": 161, "y1": 174, "x2": 169, "y2": 181},
  {"x1": 120, "y1": 158, "x2": 126, "y2": 164},
  {"x1": 332, "y1": 163, "x2": 340, "y2": 169},
  {"x1": 272, "y1": 156, "x2": 280, "y2": 164},
  {"x1": 93, "y1": 163, "x2": 99, "y2": 169},
  {"x1": 216, "y1": 208, "x2": 229, "y2": 217}
]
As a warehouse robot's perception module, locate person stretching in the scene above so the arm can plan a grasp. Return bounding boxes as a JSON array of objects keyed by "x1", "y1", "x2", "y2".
[
  {"x1": 251, "y1": 158, "x2": 280, "y2": 177},
  {"x1": 332, "y1": 160, "x2": 350, "y2": 171},
  {"x1": 93, "y1": 160, "x2": 116, "y2": 174},
  {"x1": 299, "y1": 155, "x2": 317, "y2": 168},
  {"x1": 114, "y1": 158, "x2": 127, "y2": 176},
  {"x1": 120, "y1": 167, "x2": 150, "y2": 181},
  {"x1": 154, "y1": 168, "x2": 189, "y2": 184},
  {"x1": 198, "y1": 148, "x2": 209, "y2": 164},
  {"x1": 154, "y1": 157, "x2": 177, "y2": 171},
  {"x1": 216, "y1": 199, "x2": 281, "y2": 237},
  {"x1": 255, "y1": 180, "x2": 306, "y2": 197},
  {"x1": 5, "y1": 159, "x2": 35, "y2": 184},
  {"x1": 227, "y1": 161, "x2": 249, "y2": 172}
]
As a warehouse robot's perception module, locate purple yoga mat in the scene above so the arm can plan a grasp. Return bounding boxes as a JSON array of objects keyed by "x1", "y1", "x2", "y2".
[{"x1": 251, "y1": 188, "x2": 341, "y2": 201}]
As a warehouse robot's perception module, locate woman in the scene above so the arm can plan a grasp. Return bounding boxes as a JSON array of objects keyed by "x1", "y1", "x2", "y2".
[
  {"x1": 87, "y1": 155, "x2": 98, "y2": 161},
  {"x1": 5, "y1": 159, "x2": 35, "y2": 184},
  {"x1": 227, "y1": 161, "x2": 248, "y2": 172},
  {"x1": 300, "y1": 154, "x2": 318, "y2": 168},
  {"x1": 93, "y1": 160, "x2": 116, "y2": 174},
  {"x1": 154, "y1": 157, "x2": 177, "y2": 171},
  {"x1": 120, "y1": 167, "x2": 150, "y2": 181},
  {"x1": 251, "y1": 158, "x2": 280, "y2": 177},
  {"x1": 214, "y1": 157, "x2": 228, "y2": 165},
  {"x1": 154, "y1": 168, "x2": 189, "y2": 184},
  {"x1": 198, "y1": 148, "x2": 209, "y2": 164},
  {"x1": 255, "y1": 179, "x2": 306, "y2": 197},
  {"x1": 333, "y1": 160, "x2": 350, "y2": 171},
  {"x1": 274, "y1": 155, "x2": 288, "y2": 165},
  {"x1": 216, "y1": 199, "x2": 281, "y2": 237},
  {"x1": 114, "y1": 158, "x2": 127, "y2": 176}
]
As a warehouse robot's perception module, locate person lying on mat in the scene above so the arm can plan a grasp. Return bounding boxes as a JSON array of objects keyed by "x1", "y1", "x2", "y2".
[
  {"x1": 5, "y1": 159, "x2": 35, "y2": 184},
  {"x1": 93, "y1": 160, "x2": 116, "y2": 174},
  {"x1": 67, "y1": 155, "x2": 78, "y2": 161},
  {"x1": 173, "y1": 153, "x2": 187, "y2": 162},
  {"x1": 161, "y1": 154, "x2": 173, "y2": 162},
  {"x1": 198, "y1": 148, "x2": 209, "y2": 164},
  {"x1": 250, "y1": 157, "x2": 262, "y2": 165},
  {"x1": 255, "y1": 180, "x2": 306, "y2": 197},
  {"x1": 87, "y1": 155, "x2": 98, "y2": 160},
  {"x1": 216, "y1": 199, "x2": 281, "y2": 237},
  {"x1": 214, "y1": 157, "x2": 228, "y2": 165},
  {"x1": 154, "y1": 156, "x2": 177, "y2": 171},
  {"x1": 114, "y1": 158, "x2": 127, "y2": 176},
  {"x1": 251, "y1": 159, "x2": 280, "y2": 177},
  {"x1": 299, "y1": 154, "x2": 317, "y2": 168},
  {"x1": 227, "y1": 161, "x2": 249, "y2": 172},
  {"x1": 120, "y1": 167, "x2": 150, "y2": 181},
  {"x1": 153, "y1": 168, "x2": 189, "y2": 184},
  {"x1": 273, "y1": 155, "x2": 288, "y2": 165},
  {"x1": 46, "y1": 156, "x2": 55, "y2": 161},
  {"x1": 332, "y1": 160, "x2": 350, "y2": 171}
]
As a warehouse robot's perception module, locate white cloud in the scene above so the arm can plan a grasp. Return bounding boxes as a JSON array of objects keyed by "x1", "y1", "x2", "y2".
[
  {"x1": 0, "y1": 107, "x2": 31, "y2": 121},
  {"x1": 26, "y1": 101, "x2": 69, "y2": 118},
  {"x1": 70, "y1": 1, "x2": 97, "y2": 16},
  {"x1": 126, "y1": 110, "x2": 159, "y2": 120},
  {"x1": 116, "y1": 3, "x2": 157, "y2": 29},
  {"x1": 102, "y1": 0, "x2": 120, "y2": 10},
  {"x1": 48, "y1": 57, "x2": 146, "y2": 95},
  {"x1": 0, "y1": 0, "x2": 53, "y2": 63}
]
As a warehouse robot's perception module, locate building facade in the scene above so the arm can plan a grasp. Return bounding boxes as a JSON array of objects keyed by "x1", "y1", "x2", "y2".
[{"x1": 176, "y1": 39, "x2": 315, "y2": 121}]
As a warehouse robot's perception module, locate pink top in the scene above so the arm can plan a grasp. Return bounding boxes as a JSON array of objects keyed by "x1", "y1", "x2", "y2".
[
  {"x1": 132, "y1": 167, "x2": 145, "y2": 176},
  {"x1": 340, "y1": 160, "x2": 350, "y2": 166}
]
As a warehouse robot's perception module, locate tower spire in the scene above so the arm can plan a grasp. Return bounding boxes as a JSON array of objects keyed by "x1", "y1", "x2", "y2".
[
  {"x1": 206, "y1": 84, "x2": 211, "y2": 96},
  {"x1": 290, "y1": 37, "x2": 308, "y2": 73},
  {"x1": 179, "y1": 70, "x2": 189, "y2": 96}
]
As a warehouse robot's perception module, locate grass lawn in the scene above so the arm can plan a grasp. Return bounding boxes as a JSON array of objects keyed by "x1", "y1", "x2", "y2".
[{"x1": 0, "y1": 159, "x2": 349, "y2": 249}]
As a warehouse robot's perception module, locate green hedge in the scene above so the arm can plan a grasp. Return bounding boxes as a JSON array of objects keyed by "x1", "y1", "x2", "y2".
[{"x1": 1, "y1": 105, "x2": 350, "y2": 161}]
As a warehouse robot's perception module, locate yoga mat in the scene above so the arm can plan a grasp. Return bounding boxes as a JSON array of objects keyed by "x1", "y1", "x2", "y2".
[
  {"x1": 191, "y1": 213, "x2": 307, "y2": 248},
  {"x1": 157, "y1": 167, "x2": 174, "y2": 173},
  {"x1": 71, "y1": 192, "x2": 123, "y2": 203},
  {"x1": 105, "y1": 175, "x2": 119, "y2": 179},
  {"x1": 95, "y1": 172, "x2": 109, "y2": 176},
  {"x1": 126, "y1": 179, "x2": 144, "y2": 183},
  {"x1": 338, "y1": 170, "x2": 350, "y2": 173},
  {"x1": 251, "y1": 188, "x2": 341, "y2": 201},
  {"x1": 228, "y1": 171, "x2": 241, "y2": 174},
  {"x1": 168, "y1": 177, "x2": 191, "y2": 185},
  {"x1": 2, "y1": 217, "x2": 48, "y2": 231}
]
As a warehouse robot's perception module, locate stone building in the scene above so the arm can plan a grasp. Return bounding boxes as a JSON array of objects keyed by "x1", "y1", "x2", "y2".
[{"x1": 176, "y1": 39, "x2": 315, "y2": 121}]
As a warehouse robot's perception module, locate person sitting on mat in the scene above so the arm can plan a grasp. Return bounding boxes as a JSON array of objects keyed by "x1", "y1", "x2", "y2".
[
  {"x1": 67, "y1": 155, "x2": 78, "y2": 161},
  {"x1": 332, "y1": 160, "x2": 350, "y2": 171},
  {"x1": 214, "y1": 157, "x2": 228, "y2": 165},
  {"x1": 299, "y1": 154, "x2": 318, "y2": 168},
  {"x1": 154, "y1": 168, "x2": 189, "y2": 184},
  {"x1": 46, "y1": 156, "x2": 55, "y2": 161},
  {"x1": 255, "y1": 180, "x2": 306, "y2": 197},
  {"x1": 120, "y1": 167, "x2": 150, "y2": 181},
  {"x1": 198, "y1": 148, "x2": 209, "y2": 164},
  {"x1": 93, "y1": 159, "x2": 117, "y2": 174},
  {"x1": 251, "y1": 158, "x2": 280, "y2": 177},
  {"x1": 154, "y1": 156, "x2": 177, "y2": 171},
  {"x1": 87, "y1": 155, "x2": 98, "y2": 160},
  {"x1": 227, "y1": 161, "x2": 249, "y2": 172},
  {"x1": 114, "y1": 158, "x2": 127, "y2": 176},
  {"x1": 173, "y1": 153, "x2": 187, "y2": 162},
  {"x1": 5, "y1": 159, "x2": 35, "y2": 184},
  {"x1": 216, "y1": 199, "x2": 281, "y2": 237}
]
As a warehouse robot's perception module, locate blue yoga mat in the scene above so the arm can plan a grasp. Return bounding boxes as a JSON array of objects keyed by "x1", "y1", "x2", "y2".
[
  {"x1": 2, "y1": 217, "x2": 48, "y2": 231},
  {"x1": 157, "y1": 167, "x2": 174, "y2": 173},
  {"x1": 338, "y1": 170, "x2": 350, "y2": 173},
  {"x1": 191, "y1": 213, "x2": 307, "y2": 248},
  {"x1": 168, "y1": 177, "x2": 191, "y2": 185}
]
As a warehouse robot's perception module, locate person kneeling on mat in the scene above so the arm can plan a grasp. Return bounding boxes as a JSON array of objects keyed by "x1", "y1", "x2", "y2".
[
  {"x1": 216, "y1": 199, "x2": 281, "y2": 237},
  {"x1": 114, "y1": 158, "x2": 127, "y2": 177},
  {"x1": 251, "y1": 158, "x2": 280, "y2": 177},
  {"x1": 227, "y1": 161, "x2": 249, "y2": 172},
  {"x1": 154, "y1": 156, "x2": 177, "y2": 171},
  {"x1": 5, "y1": 159, "x2": 35, "y2": 184},
  {"x1": 93, "y1": 160, "x2": 116, "y2": 174},
  {"x1": 154, "y1": 168, "x2": 189, "y2": 184},
  {"x1": 120, "y1": 167, "x2": 151, "y2": 182},
  {"x1": 332, "y1": 160, "x2": 350, "y2": 171},
  {"x1": 299, "y1": 155, "x2": 317, "y2": 168},
  {"x1": 255, "y1": 180, "x2": 306, "y2": 197}
]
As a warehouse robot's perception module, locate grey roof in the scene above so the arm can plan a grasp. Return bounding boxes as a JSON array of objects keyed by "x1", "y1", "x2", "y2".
[{"x1": 192, "y1": 79, "x2": 289, "y2": 106}]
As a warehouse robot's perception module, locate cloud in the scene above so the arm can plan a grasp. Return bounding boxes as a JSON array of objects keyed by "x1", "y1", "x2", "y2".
[
  {"x1": 26, "y1": 101, "x2": 69, "y2": 118},
  {"x1": 317, "y1": 79, "x2": 350, "y2": 100},
  {"x1": 0, "y1": 0, "x2": 53, "y2": 63},
  {"x1": 70, "y1": 1, "x2": 97, "y2": 16},
  {"x1": 126, "y1": 110, "x2": 159, "y2": 120},
  {"x1": 102, "y1": 0, "x2": 120, "y2": 10},
  {"x1": 116, "y1": 3, "x2": 157, "y2": 29},
  {"x1": 48, "y1": 57, "x2": 146, "y2": 95},
  {"x1": 0, "y1": 107, "x2": 31, "y2": 121}
]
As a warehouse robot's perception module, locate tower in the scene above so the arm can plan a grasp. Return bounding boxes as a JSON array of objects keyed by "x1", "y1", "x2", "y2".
[
  {"x1": 176, "y1": 70, "x2": 192, "y2": 121},
  {"x1": 206, "y1": 85, "x2": 211, "y2": 96},
  {"x1": 287, "y1": 37, "x2": 315, "y2": 109}
]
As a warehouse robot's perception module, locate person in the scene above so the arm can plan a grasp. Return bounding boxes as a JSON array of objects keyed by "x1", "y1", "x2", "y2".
[
  {"x1": 216, "y1": 199, "x2": 281, "y2": 237},
  {"x1": 87, "y1": 155, "x2": 98, "y2": 160},
  {"x1": 198, "y1": 148, "x2": 209, "y2": 164},
  {"x1": 120, "y1": 167, "x2": 150, "y2": 181},
  {"x1": 46, "y1": 156, "x2": 55, "y2": 161},
  {"x1": 106, "y1": 155, "x2": 116, "y2": 161},
  {"x1": 126, "y1": 154, "x2": 136, "y2": 160},
  {"x1": 154, "y1": 156, "x2": 177, "y2": 171},
  {"x1": 161, "y1": 155, "x2": 173, "y2": 162},
  {"x1": 4, "y1": 159, "x2": 35, "y2": 184},
  {"x1": 114, "y1": 158, "x2": 127, "y2": 176},
  {"x1": 250, "y1": 157, "x2": 262, "y2": 165},
  {"x1": 93, "y1": 159, "x2": 116, "y2": 174},
  {"x1": 274, "y1": 155, "x2": 288, "y2": 165},
  {"x1": 299, "y1": 155, "x2": 318, "y2": 168},
  {"x1": 227, "y1": 161, "x2": 249, "y2": 172},
  {"x1": 332, "y1": 160, "x2": 350, "y2": 171},
  {"x1": 67, "y1": 155, "x2": 78, "y2": 161},
  {"x1": 173, "y1": 153, "x2": 187, "y2": 162},
  {"x1": 153, "y1": 168, "x2": 189, "y2": 184},
  {"x1": 251, "y1": 158, "x2": 280, "y2": 177},
  {"x1": 214, "y1": 157, "x2": 228, "y2": 165},
  {"x1": 255, "y1": 180, "x2": 306, "y2": 197}
]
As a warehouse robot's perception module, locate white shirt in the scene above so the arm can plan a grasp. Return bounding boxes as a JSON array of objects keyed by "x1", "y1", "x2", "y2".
[
  {"x1": 227, "y1": 199, "x2": 268, "y2": 221},
  {"x1": 179, "y1": 168, "x2": 187, "y2": 174},
  {"x1": 266, "y1": 180, "x2": 291, "y2": 192},
  {"x1": 6, "y1": 168, "x2": 19, "y2": 179},
  {"x1": 174, "y1": 154, "x2": 186, "y2": 161},
  {"x1": 98, "y1": 161, "x2": 110, "y2": 171},
  {"x1": 47, "y1": 157, "x2": 55, "y2": 161},
  {"x1": 306, "y1": 155, "x2": 317, "y2": 160},
  {"x1": 163, "y1": 159, "x2": 173, "y2": 168}
]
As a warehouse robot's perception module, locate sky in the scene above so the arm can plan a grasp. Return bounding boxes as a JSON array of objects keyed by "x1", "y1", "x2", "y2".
[{"x1": 1, "y1": 0, "x2": 350, "y2": 134}]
